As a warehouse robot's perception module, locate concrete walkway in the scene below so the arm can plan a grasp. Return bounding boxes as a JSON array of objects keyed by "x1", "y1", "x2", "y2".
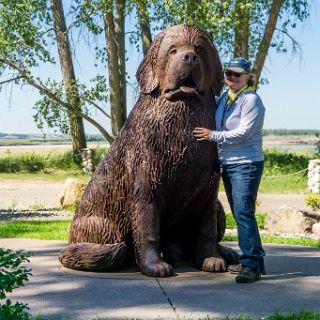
[{"x1": 3, "y1": 238, "x2": 320, "y2": 320}]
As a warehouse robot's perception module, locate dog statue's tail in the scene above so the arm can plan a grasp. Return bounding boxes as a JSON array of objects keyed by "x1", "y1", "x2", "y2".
[{"x1": 59, "y1": 242, "x2": 128, "y2": 271}]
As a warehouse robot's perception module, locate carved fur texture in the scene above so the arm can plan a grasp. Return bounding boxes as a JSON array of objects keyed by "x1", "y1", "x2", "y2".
[{"x1": 59, "y1": 25, "x2": 238, "y2": 277}]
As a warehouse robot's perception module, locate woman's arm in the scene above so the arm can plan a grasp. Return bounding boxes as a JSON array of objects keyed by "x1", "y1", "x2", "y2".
[{"x1": 194, "y1": 94, "x2": 265, "y2": 144}]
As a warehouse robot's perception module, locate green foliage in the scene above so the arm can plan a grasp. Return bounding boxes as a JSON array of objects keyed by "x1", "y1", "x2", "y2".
[
  {"x1": 0, "y1": 148, "x2": 107, "y2": 173},
  {"x1": 0, "y1": 0, "x2": 54, "y2": 66},
  {"x1": 0, "y1": 249, "x2": 32, "y2": 320},
  {"x1": 264, "y1": 149, "x2": 311, "y2": 175},
  {"x1": 130, "y1": 0, "x2": 310, "y2": 63},
  {"x1": 305, "y1": 193, "x2": 320, "y2": 212},
  {"x1": 0, "y1": 151, "x2": 78, "y2": 173}
]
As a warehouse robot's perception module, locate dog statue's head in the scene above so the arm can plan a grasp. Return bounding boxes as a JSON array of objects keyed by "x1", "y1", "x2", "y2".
[{"x1": 136, "y1": 25, "x2": 223, "y2": 101}]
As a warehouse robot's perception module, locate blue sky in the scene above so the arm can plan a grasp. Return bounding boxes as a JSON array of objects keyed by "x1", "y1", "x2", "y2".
[{"x1": 0, "y1": 3, "x2": 319, "y2": 135}]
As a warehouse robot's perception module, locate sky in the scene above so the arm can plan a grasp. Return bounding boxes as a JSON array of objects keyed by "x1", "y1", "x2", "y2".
[{"x1": 0, "y1": 3, "x2": 319, "y2": 135}]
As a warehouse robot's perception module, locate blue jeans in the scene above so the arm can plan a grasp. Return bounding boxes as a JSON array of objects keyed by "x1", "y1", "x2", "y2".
[{"x1": 221, "y1": 161, "x2": 265, "y2": 270}]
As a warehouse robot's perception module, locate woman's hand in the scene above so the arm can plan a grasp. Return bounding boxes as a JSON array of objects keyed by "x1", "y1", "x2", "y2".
[{"x1": 193, "y1": 127, "x2": 213, "y2": 141}]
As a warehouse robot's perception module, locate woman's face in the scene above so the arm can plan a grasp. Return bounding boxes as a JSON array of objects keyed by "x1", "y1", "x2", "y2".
[{"x1": 225, "y1": 71, "x2": 250, "y2": 92}]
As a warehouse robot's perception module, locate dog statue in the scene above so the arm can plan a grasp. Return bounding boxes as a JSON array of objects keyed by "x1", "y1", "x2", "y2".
[{"x1": 59, "y1": 25, "x2": 238, "y2": 277}]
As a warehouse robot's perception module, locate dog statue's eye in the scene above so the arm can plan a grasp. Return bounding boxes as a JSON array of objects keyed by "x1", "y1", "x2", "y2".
[
  {"x1": 195, "y1": 46, "x2": 204, "y2": 55},
  {"x1": 170, "y1": 48, "x2": 177, "y2": 55}
]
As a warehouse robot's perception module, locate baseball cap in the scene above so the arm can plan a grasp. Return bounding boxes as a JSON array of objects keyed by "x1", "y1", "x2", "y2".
[{"x1": 225, "y1": 57, "x2": 251, "y2": 73}]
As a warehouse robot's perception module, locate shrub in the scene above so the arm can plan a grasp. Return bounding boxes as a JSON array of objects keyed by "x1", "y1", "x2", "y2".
[
  {"x1": 264, "y1": 149, "x2": 311, "y2": 176},
  {"x1": 0, "y1": 249, "x2": 32, "y2": 320},
  {"x1": 0, "y1": 148, "x2": 108, "y2": 173},
  {"x1": 305, "y1": 193, "x2": 320, "y2": 211}
]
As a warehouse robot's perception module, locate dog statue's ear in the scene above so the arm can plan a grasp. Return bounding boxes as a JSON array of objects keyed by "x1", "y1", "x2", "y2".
[
  {"x1": 210, "y1": 46, "x2": 224, "y2": 96},
  {"x1": 136, "y1": 32, "x2": 165, "y2": 94}
]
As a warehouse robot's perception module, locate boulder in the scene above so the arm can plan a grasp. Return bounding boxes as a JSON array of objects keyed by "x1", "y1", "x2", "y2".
[
  {"x1": 265, "y1": 205, "x2": 320, "y2": 235},
  {"x1": 312, "y1": 223, "x2": 320, "y2": 237},
  {"x1": 58, "y1": 178, "x2": 87, "y2": 208}
]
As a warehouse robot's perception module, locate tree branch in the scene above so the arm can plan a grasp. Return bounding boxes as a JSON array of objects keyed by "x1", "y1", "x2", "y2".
[
  {"x1": 0, "y1": 76, "x2": 24, "y2": 86},
  {"x1": 0, "y1": 58, "x2": 114, "y2": 143},
  {"x1": 80, "y1": 96, "x2": 111, "y2": 119}
]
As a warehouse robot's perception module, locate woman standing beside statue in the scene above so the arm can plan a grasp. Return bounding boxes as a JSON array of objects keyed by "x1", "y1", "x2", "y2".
[{"x1": 193, "y1": 57, "x2": 266, "y2": 283}]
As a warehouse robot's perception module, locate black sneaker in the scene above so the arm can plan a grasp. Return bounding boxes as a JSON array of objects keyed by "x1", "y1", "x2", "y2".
[
  {"x1": 235, "y1": 266, "x2": 261, "y2": 283},
  {"x1": 228, "y1": 263, "x2": 266, "y2": 275}
]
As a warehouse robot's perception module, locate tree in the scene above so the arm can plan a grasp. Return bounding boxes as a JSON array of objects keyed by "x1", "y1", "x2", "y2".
[
  {"x1": 50, "y1": 0, "x2": 87, "y2": 159},
  {"x1": 142, "y1": 0, "x2": 310, "y2": 87},
  {"x1": 0, "y1": 0, "x2": 311, "y2": 146},
  {"x1": 103, "y1": 0, "x2": 127, "y2": 136},
  {"x1": 0, "y1": 0, "x2": 114, "y2": 146}
]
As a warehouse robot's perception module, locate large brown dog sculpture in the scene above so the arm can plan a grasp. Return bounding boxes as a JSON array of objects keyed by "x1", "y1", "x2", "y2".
[{"x1": 59, "y1": 25, "x2": 238, "y2": 277}]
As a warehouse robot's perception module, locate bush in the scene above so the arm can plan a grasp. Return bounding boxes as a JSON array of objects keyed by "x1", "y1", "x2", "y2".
[
  {"x1": 305, "y1": 193, "x2": 320, "y2": 211},
  {"x1": 264, "y1": 149, "x2": 311, "y2": 176},
  {"x1": 0, "y1": 249, "x2": 32, "y2": 320},
  {"x1": 0, "y1": 151, "x2": 78, "y2": 173},
  {"x1": 0, "y1": 148, "x2": 108, "y2": 173}
]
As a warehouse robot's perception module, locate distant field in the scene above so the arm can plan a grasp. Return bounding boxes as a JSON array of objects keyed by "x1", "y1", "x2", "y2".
[
  {"x1": 263, "y1": 135, "x2": 317, "y2": 153},
  {"x1": 0, "y1": 135, "x2": 317, "y2": 155},
  {"x1": 0, "y1": 141, "x2": 109, "y2": 155}
]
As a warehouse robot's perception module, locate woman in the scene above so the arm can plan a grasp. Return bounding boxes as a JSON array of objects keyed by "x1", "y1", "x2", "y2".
[{"x1": 193, "y1": 57, "x2": 266, "y2": 283}]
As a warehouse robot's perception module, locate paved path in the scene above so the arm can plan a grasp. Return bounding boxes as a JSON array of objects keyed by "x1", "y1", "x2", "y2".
[
  {"x1": 3, "y1": 238, "x2": 320, "y2": 320},
  {"x1": 0, "y1": 179, "x2": 310, "y2": 212}
]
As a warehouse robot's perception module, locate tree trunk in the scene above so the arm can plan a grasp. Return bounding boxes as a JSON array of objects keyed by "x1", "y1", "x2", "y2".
[
  {"x1": 234, "y1": 0, "x2": 250, "y2": 59},
  {"x1": 50, "y1": 0, "x2": 87, "y2": 161},
  {"x1": 252, "y1": 0, "x2": 286, "y2": 85},
  {"x1": 103, "y1": 0, "x2": 127, "y2": 137},
  {"x1": 136, "y1": 0, "x2": 152, "y2": 54}
]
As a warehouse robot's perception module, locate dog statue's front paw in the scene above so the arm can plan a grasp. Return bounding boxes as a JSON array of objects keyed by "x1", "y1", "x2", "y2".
[
  {"x1": 202, "y1": 257, "x2": 227, "y2": 273},
  {"x1": 140, "y1": 260, "x2": 174, "y2": 277}
]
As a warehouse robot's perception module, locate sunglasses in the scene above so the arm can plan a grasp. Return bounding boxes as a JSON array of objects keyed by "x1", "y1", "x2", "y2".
[{"x1": 225, "y1": 71, "x2": 247, "y2": 78}]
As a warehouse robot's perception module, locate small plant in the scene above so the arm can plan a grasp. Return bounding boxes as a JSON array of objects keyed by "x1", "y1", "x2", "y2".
[
  {"x1": 305, "y1": 193, "x2": 320, "y2": 212},
  {"x1": 29, "y1": 200, "x2": 48, "y2": 210},
  {"x1": 314, "y1": 133, "x2": 320, "y2": 157},
  {"x1": 9, "y1": 197, "x2": 18, "y2": 211},
  {"x1": 0, "y1": 249, "x2": 32, "y2": 320}
]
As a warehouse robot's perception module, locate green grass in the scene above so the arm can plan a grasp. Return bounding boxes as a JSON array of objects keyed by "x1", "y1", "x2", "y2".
[
  {"x1": 223, "y1": 235, "x2": 320, "y2": 248},
  {"x1": 0, "y1": 220, "x2": 70, "y2": 240},
  {"x1": 221, "y1": 310, "x2": 320, "y2": 320},
  {"x1": 226, "y1": 213, "x2": 266, "y2": 229},
  {"x1": 1, "y1": 218, "x2": 319, "y2": 247},
  {"x1": 0, "y1": 170, "x2": 91, "y2": 182}
]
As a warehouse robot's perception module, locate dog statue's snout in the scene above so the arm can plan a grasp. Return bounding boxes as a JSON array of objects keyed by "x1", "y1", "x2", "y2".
[{"x1": 181, "y1": 52, "x2": 199, "y2": 64}]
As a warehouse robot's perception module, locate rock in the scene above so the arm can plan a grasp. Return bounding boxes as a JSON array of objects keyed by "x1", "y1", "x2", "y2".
[
  {"x1": 265, "y1": 205, "x2": 320, "y2": 235},
  {"x1": 312, "y1": 223, "x2": 320, "y2": 237},
  {"x1": 58, "y1": 178, "x2": 87, "y2": 208}
]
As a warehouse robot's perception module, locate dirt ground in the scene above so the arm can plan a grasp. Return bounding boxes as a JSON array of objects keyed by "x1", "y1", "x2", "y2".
[{"x1": 0, "y1": 179, "x2": 310, "y2": 212}]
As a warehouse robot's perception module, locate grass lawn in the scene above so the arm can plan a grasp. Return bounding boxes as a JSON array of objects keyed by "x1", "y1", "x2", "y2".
[
  {"x1": 0, "y1": 220, "x2": 70, "y2": 240},
  {"x1": 1, "y1": 215, "x2": 319, "y2": 247},
  {"x1": 26, "y1": 310, "x2": 320, "y2": 319},
  {"x1": 221, "y1": 310, "x2": 320, "y2": 319},
  {"x1": 0, "y1": 170, "x2": 91, "y2": 182}
]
